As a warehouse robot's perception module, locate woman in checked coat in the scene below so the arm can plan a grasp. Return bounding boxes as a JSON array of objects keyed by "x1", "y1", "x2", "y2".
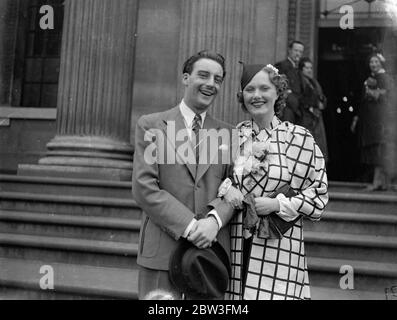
[{"x1": 219, "y1": 64, "x2": 328, "y2": 300}]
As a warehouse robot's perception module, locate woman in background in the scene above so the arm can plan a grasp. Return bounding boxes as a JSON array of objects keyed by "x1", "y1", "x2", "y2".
[
  {"x1": 351, "y1": 53, "x2": 394, "y2": 191},
  {"x1": 298, "y1": 57, "x2": 329, "y2": 163}
]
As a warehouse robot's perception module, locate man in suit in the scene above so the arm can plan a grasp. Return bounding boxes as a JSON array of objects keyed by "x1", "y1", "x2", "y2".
[
  {"x1": 132, "y1": 50, "x2": 236, "y2": 299},
  {"x1": 275, "y1": 40, "x2": 305, "y2": 124}
]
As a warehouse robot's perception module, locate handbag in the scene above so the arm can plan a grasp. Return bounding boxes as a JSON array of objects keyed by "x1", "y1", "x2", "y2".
[
  {"x1": 243, "y1": 184, "x2": 300, "y2": 239},
  {"x1": 265, "y1": 185, "x2": 301, "y2": 238}
]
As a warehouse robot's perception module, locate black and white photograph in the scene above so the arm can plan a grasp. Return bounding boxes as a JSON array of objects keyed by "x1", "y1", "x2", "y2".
[{"x1": 0, "y1": 0, "x2": 396, "y2": 304}]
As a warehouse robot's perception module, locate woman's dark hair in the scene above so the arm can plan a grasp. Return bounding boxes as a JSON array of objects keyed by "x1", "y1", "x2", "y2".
[
  {"x1": 182, "y1": 50, "x2": 226, "y2": 78},
  {"x1": 298, "y1": 57, "x2": 312, "y2": 71},
  {"x1": 238, "y1": 66, "x2": 289, "y2": 118}
]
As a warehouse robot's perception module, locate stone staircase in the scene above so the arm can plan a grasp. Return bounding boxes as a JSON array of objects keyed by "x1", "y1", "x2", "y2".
[
  {"x1": 0, "y1": 175, "x2": 140, "y2": 299},
  {"x1": 0, "y1": 175, "x2": 396, "y2": 300},
  {"x1": 306, "y1": 181, "x2": 397, "y2": 300}
]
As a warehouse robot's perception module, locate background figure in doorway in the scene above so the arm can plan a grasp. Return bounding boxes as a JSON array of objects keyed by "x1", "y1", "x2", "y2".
[
  {"x1": 299, "y1": 57, "x2": 329, "y2": 163},
  {"x1": 351, "y1": 53, "x2": 395, "y2": 191},
  {"x1": 275, "y1": 41, "x2": 305, "y2": 124}
]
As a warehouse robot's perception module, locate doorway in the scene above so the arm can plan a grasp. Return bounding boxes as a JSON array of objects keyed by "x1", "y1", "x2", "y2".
[{"x1": 317, "y1": 27, "x2": 390, "y2": 182}]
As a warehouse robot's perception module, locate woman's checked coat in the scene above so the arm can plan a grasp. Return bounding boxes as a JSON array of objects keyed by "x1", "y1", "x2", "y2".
[{"x1": 227, "y1": 117, "x2": 328, "y2": 300}]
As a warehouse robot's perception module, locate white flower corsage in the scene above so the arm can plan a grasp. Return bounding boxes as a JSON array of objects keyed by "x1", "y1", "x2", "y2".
[{"x1": 234, "y1": 121, "x2": 271, "y2": 177}]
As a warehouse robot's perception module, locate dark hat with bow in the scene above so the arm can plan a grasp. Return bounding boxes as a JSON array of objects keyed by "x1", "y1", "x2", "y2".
[
  {"x1": 169, "y1": 239, "x2": 231, "y2": 299},
  {"x1": 240, "y1": 63, "x2": 266, "y2": 90}
]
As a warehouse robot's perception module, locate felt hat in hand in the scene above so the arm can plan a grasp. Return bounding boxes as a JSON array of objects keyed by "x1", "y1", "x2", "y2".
[{"x1": 169, "y1": 239, "x2": 231, "y2": 299}]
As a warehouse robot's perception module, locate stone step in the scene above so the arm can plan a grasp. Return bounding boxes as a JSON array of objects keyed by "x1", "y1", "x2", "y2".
[
  {"x1": 0, "y1": 233, "x2": 138, "y2": 269},
  {"x1": 0, "y1": 210, "x2": 141, "y2": 242},
  {"x1": 328, "y1": 181, "x2": 397, "y2": 194},
  {"x1": 0, "y1": 257, "x2": 138, "y2": 299},
  {"x1": 311, "y1": 286, "x2": 387, "y2": 300},
  {"x1": 0, "y1": 175, "x2": 131, "y2": 199},
  {"x1": 0, "y1": 287, "x2": 97, "y2": 300},
  {"x1": 305, "y1": 231, "x2": 397, "y2": 263},
  {"x1": 304, "y1": 211, "x2": 397, "y2": 236},
  {"x1": 2, "y1": 183, "x2": 396, "y2": 217},
  {"x1": 308, "y1": 257, "x2": 397, "y2": 294},
  {"x1": 328, "y1": 181, "x2": 397, "y2": 193},
  {"x1": 0, "y1": 191, "x2": 141, "y2": 219},
  {"x1": 329, "y1": 181, "x2": 370, "y2": 190},
  {"x1": 327, "y1": 191, "x2": 397, "y2": 214}
]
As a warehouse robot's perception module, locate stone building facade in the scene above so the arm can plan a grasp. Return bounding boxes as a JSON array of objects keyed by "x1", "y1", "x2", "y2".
[{"x1": 0, "y1": 0, "x2": 396, "y2": 182}]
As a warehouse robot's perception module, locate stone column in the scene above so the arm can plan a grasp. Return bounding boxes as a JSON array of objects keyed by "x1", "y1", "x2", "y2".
[
  {"x1": 382, "y1": 26, "x2": 397, "y2": 183},
  {"x1": 177, "y1": 0, "x2": 256, "y2": 126},
  {"x1": 0, "y1": 0, "x2": 19, "y2": 105},
  {"x1": 19, "y1": 0, "x2": 139, "y2": 181}
]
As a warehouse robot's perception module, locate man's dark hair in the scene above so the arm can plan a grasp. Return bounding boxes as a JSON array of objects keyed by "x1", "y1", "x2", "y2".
[
  {"x1": 298, "y1": 57, "x2": 312, "y2": 70},
  {"x1": 182, "y1": 50, "x2": 226, "y2": 78},
  {"x1": 288, "y1": 40, "x2": 304, "y2": 49}
]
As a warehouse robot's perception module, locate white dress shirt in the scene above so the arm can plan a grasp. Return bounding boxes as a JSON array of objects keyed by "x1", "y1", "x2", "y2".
[{"x1": 179, "y1": 101, "x2": 223, "y2": 238}]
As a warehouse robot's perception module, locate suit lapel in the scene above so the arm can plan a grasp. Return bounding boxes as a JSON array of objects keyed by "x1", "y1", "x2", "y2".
[
  {"x1": 162, "y1": 106, "x2": 197, "y2": 179},
  {"x1": 195, "y1": 114, "x2": 222, "y2": 183}
]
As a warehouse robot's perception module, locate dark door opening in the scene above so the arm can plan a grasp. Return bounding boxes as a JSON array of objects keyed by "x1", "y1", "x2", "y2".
[{"x1": 318, "y1": 27, "x2": 390, "y2": 182}]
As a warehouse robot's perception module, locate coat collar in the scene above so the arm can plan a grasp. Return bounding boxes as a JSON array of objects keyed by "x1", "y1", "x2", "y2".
[{"x1": 238, "y1": 116, "x2": 281, "y2": 141}]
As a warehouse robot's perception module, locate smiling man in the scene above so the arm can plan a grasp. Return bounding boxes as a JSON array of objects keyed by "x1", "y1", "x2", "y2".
[{"x1": 132, "y1": 50, "x2": 236, "y2": 299}]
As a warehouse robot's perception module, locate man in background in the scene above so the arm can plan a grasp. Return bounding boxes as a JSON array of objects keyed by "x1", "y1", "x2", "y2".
[{"x1": 275, "y1": 40, "x2": 305, "y2": 124}]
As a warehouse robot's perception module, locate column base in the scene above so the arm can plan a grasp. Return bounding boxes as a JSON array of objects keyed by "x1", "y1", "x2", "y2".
[
  {"x1": 18, "y1": 135, "x2": 135, "y2": 181},
  {"x1": 18, "y1": 164, "x2": 132, "y2": 181}
]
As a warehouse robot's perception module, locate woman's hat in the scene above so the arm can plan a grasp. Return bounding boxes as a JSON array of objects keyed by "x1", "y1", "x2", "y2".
[
  {"x1": 240, "y1": 63, "x2": 265, "y2": 90},
  {"x1": 169, "y1": 239, "x2": 231, "y2": 299}
]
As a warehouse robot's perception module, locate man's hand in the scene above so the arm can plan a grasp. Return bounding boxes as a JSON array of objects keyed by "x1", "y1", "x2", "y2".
[
  {"x1": 187, "y1": 217, "x2": 219, "y2": 249},
  {"x1": 224, "y1": 186, "x2": 244, "y2": 209},
  {"x1": 254, "y1": 197, "x2": 280, "y2": 216}
]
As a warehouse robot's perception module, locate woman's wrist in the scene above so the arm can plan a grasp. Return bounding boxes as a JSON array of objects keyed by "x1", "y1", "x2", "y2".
[{"x1": 273, "y1": 198, "x2": 281, "y2": 212}]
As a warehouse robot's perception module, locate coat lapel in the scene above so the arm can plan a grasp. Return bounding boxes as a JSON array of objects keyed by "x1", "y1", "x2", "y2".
[
  {"x1": 162, "y1": 106, "x2": 197, "y2": 179},
  {"x1": 195, "y1": 114, "x2": 222, "y2": 183}
]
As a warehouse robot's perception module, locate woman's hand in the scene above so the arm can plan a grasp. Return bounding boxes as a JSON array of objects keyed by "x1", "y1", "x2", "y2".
[
  {"x1": 254, "y1": 197, "x2": 280, "y2": 216},
  {"x1": 224, "y1": 186, "x2": 244, "y2": 209}
]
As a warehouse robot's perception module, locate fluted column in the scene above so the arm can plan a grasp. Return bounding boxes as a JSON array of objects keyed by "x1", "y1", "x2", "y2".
[
  {"x1": 20, "y1": 0, "x2": 139, "y2": 181},
  {"x1": 177, "y1": 0, "x2": 256, "y2": 125},
  {"x1": 382, "y1": 26, "x2": 397, "y2": 182}
]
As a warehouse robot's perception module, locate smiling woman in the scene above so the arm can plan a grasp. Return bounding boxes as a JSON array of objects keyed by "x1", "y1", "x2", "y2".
[
  {"x1": 237, "y1": 64, "x2": 289, "y2": 125},
  {"x1": 222, "y1": 63, "x2": 329, "y2": 300},
  {"x1": 242, "y1": 71, "x2": 279, "y2": 125}
]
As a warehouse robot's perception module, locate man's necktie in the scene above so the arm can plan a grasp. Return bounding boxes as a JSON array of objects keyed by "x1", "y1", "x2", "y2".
[{"x1": 192, "y1": 114, "x2": 202, "y2": 165}]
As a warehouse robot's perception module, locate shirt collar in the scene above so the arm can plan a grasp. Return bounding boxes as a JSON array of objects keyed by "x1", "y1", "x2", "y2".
[
  {"x1": 252, "y1": 116, "x2": 281, "y2": 137},
  {"x1": 288, "y1": 57, "x2": 297, "y2": 68},
  {"x1": 180, "y1": 100, "x2": 207, "y2": 128}
]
